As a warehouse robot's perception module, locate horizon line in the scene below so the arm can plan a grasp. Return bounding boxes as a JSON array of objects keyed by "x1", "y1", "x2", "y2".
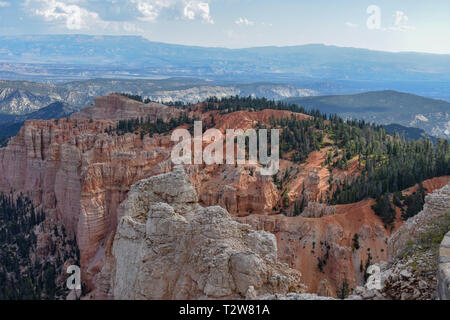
[{"x1": 1, "y1": 33, "x2": 449, "y2": 56}]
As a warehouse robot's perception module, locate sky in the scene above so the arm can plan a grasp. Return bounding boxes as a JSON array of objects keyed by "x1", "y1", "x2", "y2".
[{"x1": 0, "y1": 0, "x2": 449, "y2": 54}]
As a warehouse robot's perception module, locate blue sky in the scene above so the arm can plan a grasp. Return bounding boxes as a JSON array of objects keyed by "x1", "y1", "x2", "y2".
[{"x1": 0, "y1": 0, "x2": 449, "y2": 53}]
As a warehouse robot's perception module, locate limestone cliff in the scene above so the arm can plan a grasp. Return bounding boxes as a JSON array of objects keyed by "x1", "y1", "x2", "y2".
[
  {"x1": 238, "y1": 198, "x2": 391, "y2": 296},
  {"x1": 388, "y1": 182, "x2": 450, "y2": 259},
  {"x1": 352, "y1": 183, "x2": 450, "y2": 300},
  {"x1": 71, "y1": 94, "x2": 180, "y2": 121},
  {"x1": 0, "y1": 115, "x2": 174, "y2": 291},
  {"x1": 107, "y1": 166, "x2": 305, "y2": 299}
]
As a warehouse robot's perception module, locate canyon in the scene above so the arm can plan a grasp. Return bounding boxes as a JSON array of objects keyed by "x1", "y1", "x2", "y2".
[{"x1": 0, "y1": 94, "x2": 448, "y2": 299}]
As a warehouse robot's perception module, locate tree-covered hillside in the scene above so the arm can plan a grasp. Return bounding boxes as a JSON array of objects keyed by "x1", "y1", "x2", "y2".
[
  {"x1": 286, "y1": 91, "x2": 450, "y2": 139},
  {"x1": 108, "y1": 96, "x2": 450, "y2": 212},
  {"x1": 0, "y1": 193, "x2": 80, "y2": 300}
]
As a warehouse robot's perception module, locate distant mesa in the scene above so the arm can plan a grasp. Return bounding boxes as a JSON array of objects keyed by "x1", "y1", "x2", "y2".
[{"x1": 71, "y1": 94, "x2": 180, "y2": 121}]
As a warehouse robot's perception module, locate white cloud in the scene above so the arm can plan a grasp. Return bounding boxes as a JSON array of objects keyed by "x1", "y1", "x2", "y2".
[
  {"x1": 131, "y1": 0, "x2": 170, "y2": 22},
  {"x1": 183, "y1": 1, "x2": 213, "y2": 24},
  {"x1": 28, "y1": 0, "x2": 101, "y2": 30},
  {"x1": 235, "y1": 17, "x2": 253, "y2": 26},
  {"x1": 345, "y1": 22, "x2": 358, "y2": 28},
  {"x1": 387, "y1": 11, "x2": 416, "y2": 31},
  {"x1": 131, "y1": 0, "x2": 213, "y2": 24},
  {"x1": 0, "y1": 1, "x2": 10, "y2": 7},
  {"x1": 25, "y1": 0, "x2": 215, "y2": 30},
  {"x1": 26, "y1": 0, "x2": 144, "y2": 32}
]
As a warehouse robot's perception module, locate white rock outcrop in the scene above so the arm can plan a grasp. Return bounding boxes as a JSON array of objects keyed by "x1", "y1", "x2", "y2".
[
  {"x1": 438, "y1": 232, "x2": 450, "y2": 300},
  {"x1": 352, "y1": 182, "x2": 450, "y2": 300},
  {"x1": 388, "y1": 182, "x2": 450, "y2": 259},
  {"x1": 109, "y1": 166, "x2": 305, "y2": 299}
]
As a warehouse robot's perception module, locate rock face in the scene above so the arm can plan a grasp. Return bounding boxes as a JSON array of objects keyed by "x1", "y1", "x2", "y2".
[
  {"x1": 0, "y1": 115, "x2": 174, "y2": 291},
  {"x1": 356, "y1": 253, "x2": 438, "y2": 300},
  {"x1": 389, "y1": 182, "x2": 450, "y2": 259},
  {"x1": 192, "y1": 164, "x2": 278, "y2": 216},
  {"x1": 237, "y1": 198, "x2": 393, "y2": 296},
  {"x1": 438, "y1": 232, "x2": 450, "y2": 300},
  {"x1": 350, "y1": 183, "x2": 450, "y2": 300},
  {"x1": 72, "y1": 94, "x2": 179, "y2": 121},
  {"x1": 300, "y1": 202, "x2": 336, "y2": 218},
  {"x1": 108, "y1": 166, "x2": 305, "y2": 299}
]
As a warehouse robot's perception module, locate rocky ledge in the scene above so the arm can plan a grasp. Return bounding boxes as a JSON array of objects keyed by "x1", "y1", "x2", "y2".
[
  {"x1": 106, "y1": 166, "x2": 306, "y2": 299},
  {"x1": 353, "y1": 183, "x2": 450, "y2": 300},
  {"x1": 389, "y1": 182, "x2": 450, "y2": 259},
  {"x1": 438, "y1": 231, "x2": 450, "y2": 300}
]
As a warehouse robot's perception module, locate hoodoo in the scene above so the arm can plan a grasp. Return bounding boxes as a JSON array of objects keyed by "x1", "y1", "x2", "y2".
[{"x1": 104, "y1": 166, "x2": 306, "y2": 299}]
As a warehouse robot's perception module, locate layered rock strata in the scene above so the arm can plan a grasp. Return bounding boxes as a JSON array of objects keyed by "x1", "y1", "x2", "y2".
[
  {"x1": 108, "y1": 166, "x2": 305, "y2": 299},
  {"x1": 72, "y1": 94, "x2": 180, "y2": 121}
]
